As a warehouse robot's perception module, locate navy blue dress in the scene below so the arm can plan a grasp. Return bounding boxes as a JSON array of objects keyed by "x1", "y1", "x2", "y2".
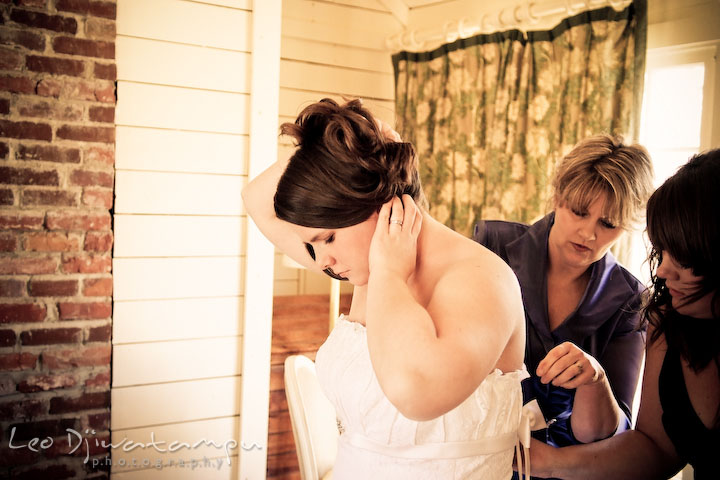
[{"x1": 474, "y1": 214, "x2": 646, "y2": 477}]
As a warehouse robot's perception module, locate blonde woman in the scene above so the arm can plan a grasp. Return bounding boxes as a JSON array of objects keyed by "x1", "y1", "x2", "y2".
[{"x1": 474, "y1": 136, "x2": 654, "y2": 479}]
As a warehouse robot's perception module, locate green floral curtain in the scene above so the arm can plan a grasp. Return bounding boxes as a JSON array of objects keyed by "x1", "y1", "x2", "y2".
[{"x1": 393, "y1": 1, "x2": 647, "y2": 237}]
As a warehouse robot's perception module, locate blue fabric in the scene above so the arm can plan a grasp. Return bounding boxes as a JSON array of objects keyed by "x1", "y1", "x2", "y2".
[{"x1": 474, "y1": 214, "x2": 645, "y2": 452}]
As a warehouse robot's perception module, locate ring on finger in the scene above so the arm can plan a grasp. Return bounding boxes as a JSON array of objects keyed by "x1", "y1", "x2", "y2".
[
  {"x1": 390, "y1": 219, "x2": 403, "y2": 226},
  {"x1": 576, "y1": 362, "x2": 584, "y2": 373}
]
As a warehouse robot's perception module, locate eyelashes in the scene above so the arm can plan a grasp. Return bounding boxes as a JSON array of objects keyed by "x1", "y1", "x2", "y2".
[
  {"x1": 305, "y1": 243, "x2": 316, "y2": 261},
  {"x1": 324, "y1": 268, "x2": 348, "y2": 281}
]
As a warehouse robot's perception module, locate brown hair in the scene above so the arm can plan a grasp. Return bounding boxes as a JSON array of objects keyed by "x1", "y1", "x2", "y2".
[
  {"x1": 275, "y1": 98, "x2": 426, "y2": 228},
  {"x1": 553, "y1": 135, "x2": 654, "y2": 229}
]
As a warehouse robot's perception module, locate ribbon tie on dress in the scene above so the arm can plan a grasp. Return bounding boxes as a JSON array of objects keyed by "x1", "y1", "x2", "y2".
[{"x1": 516, "y1": 399, "x2": 548, "y2": 480}]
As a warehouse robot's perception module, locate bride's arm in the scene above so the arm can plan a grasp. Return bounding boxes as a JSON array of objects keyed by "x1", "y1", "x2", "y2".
[
  {"x1": 366, "y1": 196, "x2": 524, "y2": 421},
  {"x1": 242, "y1": 158, "x2": 322, "y2": 273}
]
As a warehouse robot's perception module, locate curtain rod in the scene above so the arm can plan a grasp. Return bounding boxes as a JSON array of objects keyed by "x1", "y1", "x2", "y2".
[{"x1": 385, "y1": 0, "x2": 632, "y2": 51}]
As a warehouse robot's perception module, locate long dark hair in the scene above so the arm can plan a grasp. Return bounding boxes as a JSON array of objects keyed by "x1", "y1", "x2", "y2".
[
  {"x1": 274, "y1": 98, "x2": 426, "y2": 229},
  {"x1": 644, "y1": 149, "x2": 720, "y2": 376}
]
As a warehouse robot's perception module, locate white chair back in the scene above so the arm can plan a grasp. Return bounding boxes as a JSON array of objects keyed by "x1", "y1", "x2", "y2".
[{"x1": 284, "y1": 354, "x2": 338, "y2": 480}]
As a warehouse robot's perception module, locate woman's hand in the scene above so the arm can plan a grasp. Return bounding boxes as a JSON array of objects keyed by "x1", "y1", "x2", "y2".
[
  {"x1": 537, "y1": 342, "x2": 606, "y2": 389},
  {"x1": 368, "y1": 194, "x2": 422, "y2": 282}
]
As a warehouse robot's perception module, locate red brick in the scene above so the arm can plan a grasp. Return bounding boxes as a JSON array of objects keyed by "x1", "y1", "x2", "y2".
[
  {"x1": 16, "y1": 144, "x2": 81, "y2": 163},
  {"x1": 86, "y1": 323, "x2": 110, "y2": 342},
  {"x1": 21, "y1": 189, "x2": 78, "y2": 207},
  {"x1": 50, "y1": 391, "x2": 108, "y2": 414},
  {"x1": 0, "y1": 46, "x2": 23, "y2": 70},
  {"x1": 0, "y1": 98, "x2": 9, "y2": 114},
  {"x1": 81, "y1": 189, "x2": 112, "y2": 208},
  {"x1": 0, "y1": 120, "x2": 52, "y2": 141},
  {"x1": 83, "y1": 231, "x2": 112, "y2": 252},
  {"x1": 93, "y1": 62, "x2": 115, "y2": 80},
  {"x1": 28, "y1": 279, "x2": 78, "y2": 296},
  {"x1": 56, "y1": 0, "x2": 116, "y2": 20},
  {"x1": 0, "y1": 398, "x2": 43, "y2": 421},
  {"x1": 0, "y1": 166, "x2": 58, "y2": 185},
  {"x1": 0, "y1": 352, "x2": 38, "y2": 370},
  {"x1": 57, "y1": 125, "x2": 114, "y2": 143},
  {"x1": 52, "y1": 36, "x2": 114, "y2": 59},
  {"x1": 0, "y1": 446, "x2": 37, "y2": 468},
  {"x1": 0, "y1": 256, "x2": 57, "y2": 274},
  {"x1": 0, "y1": 75, "x2": 35, "y2": 94},
  {"x1": 17, "y1": 98, "x2": 84, "y2": 121},
  {"x1": 0, "y1": 212, "x2": 44, "y2": 230},
  {"x1": 82, "y1": 277, "x2": 111, "y2": 296},
  {"x1": 41, "y1": 345, "x2": 110, "y2": 368},
  {"x1": 0, "y1": 142, "x2": 7, "y2": 159},
  {"x1": 35, "y1": 77, "x2": 62, "y2": 97},
  {"x1": 61, "y1": 254, "x2": 111, "y2": 273},
  {"x1": 0, "y1": 279, "x2": 25, "y2": 296},
  {"x1": 85, "y1": 146, "x2": 113, "y2": 165},
  {"x1": 57, "y1": 301, "x2": 110, "y2": 320},
  {"x1": 88, "y1": 105, "x2": 113, "y2": 123},
  {"x1": 94, "y1": 82, "x2": 115, "y2": 102},
  {"x1": 0, "y1": 231, "x2": 17, "y2": 251},
  {"x1": 12, "y1": 463, "x2": 76, "y2": 480},
  {"x1": 85, "y1": 17, "x2": 115, "y2": 39},
  {"x1": 15, "y1": 0, "x2": 49, "y2": 7},
  {"x1": 0, "y1": 188, "x2": 14, "y2": 205},
  {"x1": 45, "y1": 211, "x2": 110, "y2": 230},
  {"x1": 17, "y1": 373, "x2": 77, "y2": 392},
  {"x1": 21, "y1": 327, "x2": 82, "y2": 345},
  {"x1": 0, "y1": 329, "x2": 16, "y2": 346},
  {"x1": 0, "y1": 376, "x2": 16, "y2": 395},
  {"x1": 24, "y1": 232, "x2": 81, "y2": 252},
  {"x1": 0, "y1": 27, "x2": 45, "y2": 51},
  {"x1": 69, "y1": 168, "x2": 113, "y2": 187},
  {"x1": 26, "y1": 55, "x2": 85, "y2": 77},
  {"x1": 87, "y1": 411, "x2": 109, "y2": 429},
  {"x1": 10, "y1": 9, "x2": 77, "y2": 33},
  {"x1": 8, "y1": 418, "x2": 77, "y2": 441},
  {"x1": 0, "y1": 303, "x2": 46, "y2": 323}
]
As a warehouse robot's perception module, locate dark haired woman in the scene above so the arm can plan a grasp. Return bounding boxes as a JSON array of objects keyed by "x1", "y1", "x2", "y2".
[
  {"x1": 243, "y1": 99, "x2": 528, "y2": 478},
  {"x1": 528, "y1": 149, "x2": 720, "y2": 479}
]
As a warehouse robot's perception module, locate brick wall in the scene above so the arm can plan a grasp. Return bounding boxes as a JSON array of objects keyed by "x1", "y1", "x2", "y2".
[{"x1": 0, "y1": 0, "x2": 115, "y2": 478}]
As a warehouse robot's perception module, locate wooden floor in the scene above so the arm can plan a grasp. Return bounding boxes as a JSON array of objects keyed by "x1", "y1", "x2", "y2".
[{"x1": 266, "y1": 294, "x2": 352, "y2": 479}]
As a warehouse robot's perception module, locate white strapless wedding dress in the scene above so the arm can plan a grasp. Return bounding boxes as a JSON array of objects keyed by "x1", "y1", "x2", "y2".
[{"x1": 315, "y1": 315, "x2": 528, "y2": 480}]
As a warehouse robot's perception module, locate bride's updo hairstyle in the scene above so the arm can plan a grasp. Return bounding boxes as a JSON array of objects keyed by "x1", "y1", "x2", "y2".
[{"x1": 275, "y1": 98, "x2": 426, "y2": 229}]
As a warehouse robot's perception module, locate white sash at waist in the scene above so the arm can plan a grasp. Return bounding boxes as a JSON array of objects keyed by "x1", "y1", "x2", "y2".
[{"x1": 342, "y1": 431, "x2": 517, "y2": 460}]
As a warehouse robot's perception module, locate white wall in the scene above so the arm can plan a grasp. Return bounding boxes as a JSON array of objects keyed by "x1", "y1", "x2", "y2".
[
  {"x1": 112, "y1": 0, "x2": 253, "y2": 478},
  {"x1": 274, "y1": 0, "x2": 401, "y2": 297}
]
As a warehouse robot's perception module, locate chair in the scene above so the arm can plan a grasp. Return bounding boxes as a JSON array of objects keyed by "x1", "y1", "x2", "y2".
[{"x1": 284, "y1": 354, "x2": 338, "y2": 480}]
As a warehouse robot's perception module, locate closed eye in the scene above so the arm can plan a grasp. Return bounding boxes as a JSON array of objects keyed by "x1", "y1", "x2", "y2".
[
  {"x1": 600, "y1": 219, "x2": 617, "y2": 229},
  {"x1": 325, "y1": 234, "x2": 335, "y2": 244},
  {"x1": 304, "y1": 243, "x2": 316, "y2": 261},
  {"x1": 571, "y1": 208, "x2": 587, "y2": 217}
]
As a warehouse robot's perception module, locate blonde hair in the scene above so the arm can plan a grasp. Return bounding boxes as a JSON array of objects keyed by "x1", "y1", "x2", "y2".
[{"x1": 553, "y1": 135, "x2": 654, "y2": 229}]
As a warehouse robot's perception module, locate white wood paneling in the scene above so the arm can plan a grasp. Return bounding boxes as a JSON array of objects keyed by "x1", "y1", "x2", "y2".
[
  {"x1": 111, "y1": 417, "x2": 240, "y2": 475},
  {"x1": 114, "y1": 215, "x2": 245, "y2": 258},
  {"x1": 114, "y1": 171, "x2": 244, "y2": 216},
  {"x1": 280, "y1": 60, "x2": 394, "y2": 99},
  {"x1": 278, "y1": 90, "x2": 396, "y2": 124},
  {"x1": 113, "y1": 257, "x2": 244, "y2": 301},
  {"x1": 117, "y1": 0, "x2": 252, "y2": 50},
  {"x1": 117, "y1": 36, "x2": 251, "y2": 92},
  {"x1": 112, "y1": 376, "x2": 241, "y2": 429},
  {"x1": 113, "y1": 337, "x2": 243, "y2": 386},
  {"x1": 281, "y1": 37, "x2": 393, "y2": 73},
  {"x1": 115, "y1": 127, "x2": 247, "y2": 175},
  {"x1": 284, "y1": 0, "x2": 399, "y2": 36},
  {"x1": 113, "y1": 297, "x2": 244, "y2": 344},
  {"x1": 115, "y1": 83, "x2": 249, "y2": 134}
]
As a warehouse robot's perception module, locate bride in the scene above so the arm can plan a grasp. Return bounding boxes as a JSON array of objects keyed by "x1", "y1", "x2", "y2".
[{"x1": 243, "y1": 98, "x2": 527, "y2": 479}]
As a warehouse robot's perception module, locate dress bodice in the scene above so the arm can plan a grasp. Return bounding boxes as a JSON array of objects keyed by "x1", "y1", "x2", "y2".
[{"x1": 315, "y1": 315, "x2": 527, "y2": 479}]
